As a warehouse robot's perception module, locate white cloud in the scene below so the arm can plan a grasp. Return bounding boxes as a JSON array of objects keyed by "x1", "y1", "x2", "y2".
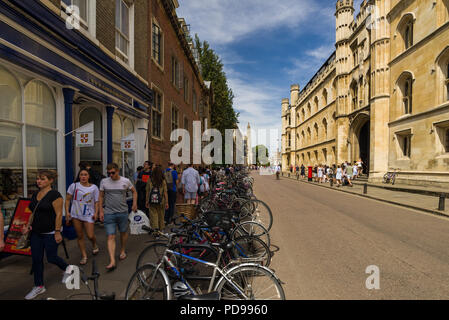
[{"x1": 177, "y1": 0, "x2": 324, "y2": 45}]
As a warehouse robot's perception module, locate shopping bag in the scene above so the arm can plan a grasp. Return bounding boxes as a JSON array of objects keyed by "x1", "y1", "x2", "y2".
[{"x1": 129, "y1": 210, "x2": 150, "y2": 235}]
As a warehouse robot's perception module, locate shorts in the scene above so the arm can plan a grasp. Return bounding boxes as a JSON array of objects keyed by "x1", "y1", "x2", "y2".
[
  {"x1": 104, "y1": 212, "x2": 129, "y2": 235},
  {"x1": 184, "y1": 192, "x2": 197, "y2": 200}
]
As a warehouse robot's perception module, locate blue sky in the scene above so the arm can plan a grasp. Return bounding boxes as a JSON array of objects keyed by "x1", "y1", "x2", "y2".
[{"x1": 177, "y1": 0, "x2": 363, "y2": 152}]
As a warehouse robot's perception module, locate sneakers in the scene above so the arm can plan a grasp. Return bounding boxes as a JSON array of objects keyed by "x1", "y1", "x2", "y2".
[{"x1": 25, "y1": 286, "x2": 46, "y2": 300}]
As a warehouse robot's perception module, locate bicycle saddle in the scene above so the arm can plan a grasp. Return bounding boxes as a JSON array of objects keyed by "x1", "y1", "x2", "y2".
[
  {"x1": 178, "y1": 292, "x2": 220, "y2": 301},
  {"x1": 99, "y1": 292, "x2": 116, "y2": 301}
]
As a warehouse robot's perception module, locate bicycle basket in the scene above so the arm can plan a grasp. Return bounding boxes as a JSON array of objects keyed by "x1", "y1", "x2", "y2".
[{"x1": 204, "y1": 211, "x2": 234, "y2": 231}]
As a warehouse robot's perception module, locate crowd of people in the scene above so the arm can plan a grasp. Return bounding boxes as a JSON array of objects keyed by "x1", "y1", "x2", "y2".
[
  {"x1": 288, "y1": 159, "x2": 365, "y2": 187},
  {"x1": 1, "y1": 160, "x2": 221, "y2": 300}
]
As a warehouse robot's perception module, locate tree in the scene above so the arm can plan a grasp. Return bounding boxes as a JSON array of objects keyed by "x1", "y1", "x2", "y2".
[
  {"x1": 253, "y1": 145, "x2": 269, "y2": 166},
  {"x1": 194, "y1": 35, "x2": 239, "y2": 164}
]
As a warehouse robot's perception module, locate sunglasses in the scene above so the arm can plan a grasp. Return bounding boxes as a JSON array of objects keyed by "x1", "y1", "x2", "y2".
[{"x1": 107, "y1": 171, "x2": 117, "y2": 176}]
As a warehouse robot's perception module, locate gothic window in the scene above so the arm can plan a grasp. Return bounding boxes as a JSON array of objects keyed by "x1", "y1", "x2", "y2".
[
  {"x1": 350, "y1": 81, "x2": 358, "y2": 111},
  {"x1": 398, "y1": 14, "x2": 415, "y2": 52},
  {"x1": 322, "y1": 118, "x2": 328, "y2": 139},
  {"x1": 403, "y1": 79, "x2": 413, "y2": 114},
  {"x1": 446, "y1": 63, "x2": 449, "y2": 101},
  {"x1": 307, "y1": 127, "x2": 311, "y2": 144},
  {"x1": 397, "y1": 72, "x2": 413, "y2": 115},
  {"x1": 314, "y1": 123, "x2": 319, "y2": 142},
  {"x1": 301, "y1": 108, "x2": 305, "y2": 122},
  {"x1": 314, "y1": 97, "x2": 319, "y2": 113},
  {"x1": 445, "y1": 128, "x2": 449, "y2": 153},
  {"x1": 307, "y1": 103, "x2": 311, "y2": 117},
  {"x1": 323, "y1": 89, "x2": 328, "y2": 106}
]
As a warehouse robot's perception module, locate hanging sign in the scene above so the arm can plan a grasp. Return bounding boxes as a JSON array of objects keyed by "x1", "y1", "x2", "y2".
[
  {"x1": 121, "y1": 133, "x2": 135, "y2": 151},
  {"x1": 75, "y1": 121, "x2": 94, "y2": 147}
]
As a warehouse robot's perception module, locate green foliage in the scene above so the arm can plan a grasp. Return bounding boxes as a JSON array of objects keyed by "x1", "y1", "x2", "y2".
[
  {"x1": 252, "y1": 145, "x2": 269, "y2": 166},
  {"x1": 194, "y1": 34, "x2": 239, "y2": 163}
]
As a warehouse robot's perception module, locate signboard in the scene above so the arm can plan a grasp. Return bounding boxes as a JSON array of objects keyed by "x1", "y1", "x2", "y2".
[
  {"x1": 121, "y1": 133, "x2": 135, "y2": 151},
  {"x1": 3, "y1": 198, "x2": 32, "y2": 256},
  {"x1": 76, "y1": 121, "x2": 94, "y2": 147}
]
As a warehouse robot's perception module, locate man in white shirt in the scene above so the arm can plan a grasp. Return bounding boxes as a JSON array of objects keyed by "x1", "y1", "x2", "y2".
[{"x1": 181, "y1": 164, "x2": 200, "y2": 205}]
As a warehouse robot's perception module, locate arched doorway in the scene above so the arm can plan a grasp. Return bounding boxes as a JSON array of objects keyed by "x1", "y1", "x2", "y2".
[
  {"x1": 350, "y1": 113, "x2": 370, "y2": 176},
  {"x1": 358, "y1": 121, "x2": 370, "y2": 175}
]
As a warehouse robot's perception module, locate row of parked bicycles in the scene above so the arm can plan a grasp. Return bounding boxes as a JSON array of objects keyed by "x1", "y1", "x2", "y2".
[{"x1": 125, "y1": 169, "x2": 285, "y2": 300}]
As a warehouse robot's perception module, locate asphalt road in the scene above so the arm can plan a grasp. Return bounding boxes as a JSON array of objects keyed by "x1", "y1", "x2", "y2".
[{"x1": 254, "y1": 173, "x2": 449, "y2": 299}]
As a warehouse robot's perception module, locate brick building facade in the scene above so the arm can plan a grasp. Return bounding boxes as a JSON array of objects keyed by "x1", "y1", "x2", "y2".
[{"x1": 148, "y1": 0, "x2": 211, "y2": 166}]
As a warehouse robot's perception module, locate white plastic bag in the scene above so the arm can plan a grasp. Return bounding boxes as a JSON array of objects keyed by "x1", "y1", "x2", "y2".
[{"x1": 129, "y1": 210, "x2": 150, "y2": 235}]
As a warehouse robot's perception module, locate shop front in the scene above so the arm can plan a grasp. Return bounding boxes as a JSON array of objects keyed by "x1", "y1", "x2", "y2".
[{"x1": 0, "y1": 1, "x2": 152, "y2": 229}]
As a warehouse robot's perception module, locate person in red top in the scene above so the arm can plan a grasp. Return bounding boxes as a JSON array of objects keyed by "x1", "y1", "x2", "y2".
[{"x1": 136, "y1": 161, "x2": 152, "y2": 216}]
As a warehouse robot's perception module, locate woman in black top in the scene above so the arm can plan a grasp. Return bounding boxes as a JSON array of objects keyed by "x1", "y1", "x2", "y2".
[{"x1": 22, "y1": 170, "x2": 69, "y2": 300}]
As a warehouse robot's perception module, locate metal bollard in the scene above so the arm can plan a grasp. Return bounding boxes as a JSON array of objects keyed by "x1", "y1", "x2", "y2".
[
  {"x1": 363, "y1": 183, "x2": 368, "y2": 194},
  {"x1": 438, "y1": 194, "x2": 446, "y2": 211}
]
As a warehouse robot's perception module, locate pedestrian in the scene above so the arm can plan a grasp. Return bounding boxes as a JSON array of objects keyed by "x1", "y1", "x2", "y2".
[
  {"x1": 65, "y1": 168, "x2": 100, "y2": 266},
  {"x1": 99, "y1": 163, "x2": 138, "y2": 272},
  {"x1": 181, "y1": 164, "x2": 200, "y2": 205},
  {"x1": 345, "y1": 162, "x2": 354, "y2": 187},
  {"x1": 327, "y1": 165, "x2": 334, "y2": 185},
  {"x1": 335, "y1": 165, "x2": 343, "y2": 187},
  {"x1": 133, "y1": 166, "x2": 143, "y2": 184},
  {"x1": 22, "y1": 170, "x2": 71, "y2": 300},
  {"x1": 76, "y1": 161, "x2": 104, "y2": 188},
  {"x1": 317, "y1": 164, "x2": 323, "y2": 183},
  {"x1": 313, "y1": 165, "x2": 317, "y2": 182},
  {"x1": 164, "y1": 162, "x2": 178, "y2": 225},
  {"x1": 0, "y1": 211, "x2": 4, "y2": 252},
  {"x1": 146, "y1": 166, "x2": 169, "y2": 232},
  {"x1": 136, "y1": 161, "x2": 151, "y2": 217},
  {"x1": 357, "y1": 158, "x2": 363, "y2": 176},
  {"x1": 300, "y1": 164, "x2": 305, "y2": 179},
  {"x1": 352, "y1": 161, "x2": 359, "y2": 180}
]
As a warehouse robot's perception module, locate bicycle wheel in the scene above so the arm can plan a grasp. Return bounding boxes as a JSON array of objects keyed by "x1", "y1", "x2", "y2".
[
  {"x1": 214, "y1": 265, "x2": 285, "y2": 300},
  {"x1": 230, "y1": 221, "x2": 271, "y2": 248},
  {"x1": 240, "y1": 200, "x2": 273, "y2": 232},
  {"x1": 136, "y1": 242, "x2": 170, "y2": 270},
  {"x1": 232, "y1": 235, "x2": 272, "y2": 267},
  {"x1": 125, "y1": 264, "x2": 171, "y2": 300}
]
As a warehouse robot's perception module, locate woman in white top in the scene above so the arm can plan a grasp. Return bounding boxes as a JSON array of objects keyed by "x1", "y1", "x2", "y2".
[
  {"x1": 335, "y1": 165, "x2": 343, "y2": 187},
  {"x1": 65, "y1": 169, "x2": 100, "y2": 265},
  {"x1": 317, "y1": 165, "x2": 323, "y2": 183}
]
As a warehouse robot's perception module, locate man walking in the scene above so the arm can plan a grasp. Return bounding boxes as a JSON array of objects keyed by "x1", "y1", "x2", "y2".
[
  {"x1": 99, "y1": 163, "x2": 137, "y2": 271},
  {"x1": 181, "y1": 164, "x2": 200, "y2": 205},
  {"x1": 136, "y1": 161, "x2": 151, "y2": 217},
  {"x1": 164, "y1": 162, "x2": 178, "y2": 224}
]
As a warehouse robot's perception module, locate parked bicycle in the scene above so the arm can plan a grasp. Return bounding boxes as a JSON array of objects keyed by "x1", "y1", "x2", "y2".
[
  {"x1": 383, "y1": 168, "x2": 400, "y2": 185},
  {"x1": 125, "y1": 229, "x2": 285, "y2": 300}
]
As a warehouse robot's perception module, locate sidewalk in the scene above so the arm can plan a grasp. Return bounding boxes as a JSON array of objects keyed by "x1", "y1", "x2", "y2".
[
  {"x1": 281, "y1": 173, "x2": 449, "y2": 217},
  {"x1": 0, "y1": 225, "x2": 154, "y2": 300}
]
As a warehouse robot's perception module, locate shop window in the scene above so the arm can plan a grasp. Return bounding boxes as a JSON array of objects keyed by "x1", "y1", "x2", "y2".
[
  {"x1": 0, "y1": 67, "x2": 22, "y2": 228},
  {"x1": 152, "y1": 90, "x2": 163, "y2": 139},
  {"x1": 112, "y1": 114, "x2": 135, "y2": 179},
  {"x1": 115, "y1": 0, "x2": 130, "y2": 63},
  {"x1": 24, "y1": 80, "x2": 57, "y2": 195},
  {"x1": 79, "y1": 108, "x2": 102, "y2": 163},
  {"x1": 123, "y1": 118, "x2": 135, "y2": 180}
]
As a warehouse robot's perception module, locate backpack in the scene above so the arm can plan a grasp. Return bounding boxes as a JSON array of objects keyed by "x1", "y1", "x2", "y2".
[
  {"x1": 164, "y1": 169, "x2": 174, "y2": 190},
  {"x1": 149, "y1": 183, "x2": 163, "y2": 205}
]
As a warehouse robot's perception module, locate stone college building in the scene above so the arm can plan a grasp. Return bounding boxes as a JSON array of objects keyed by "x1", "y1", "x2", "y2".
[{"x1": 281, "y1": 0, "x2": 449, "y2": 187}]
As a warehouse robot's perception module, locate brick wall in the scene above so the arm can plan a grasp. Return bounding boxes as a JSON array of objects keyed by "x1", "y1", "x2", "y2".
[
  {"x1": 96, "y1": 0, "x2": 115, "y2": 54},
  {"x1": 134, "y1": 0, "x2": 149, "y2": 80},
  {"x1": 148, "y1": 0, "x2": 204, "y2": 167}
]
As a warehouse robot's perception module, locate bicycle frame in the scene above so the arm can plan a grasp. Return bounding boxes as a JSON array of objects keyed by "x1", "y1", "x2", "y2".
[{"x1": 155, "y1": 245, "x2": 251, "y2": 299}]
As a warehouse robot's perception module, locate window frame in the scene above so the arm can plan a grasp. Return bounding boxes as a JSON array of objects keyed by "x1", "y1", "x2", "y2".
[
  {"x1": 151, "y1": 86, "x2": 163, "y2": 140},
  {"x1": 151, "y1": 19, "x2": 164, "y2": 68},
  {"x1": 61, "y1": 0, "x2": 89, "y2": 30},
  {"x1": 171, "y1": 103, "x2": 179, "y2": 132},
  {"x1": 115, "y1": 0, "x2": 131, "y2": 63}
]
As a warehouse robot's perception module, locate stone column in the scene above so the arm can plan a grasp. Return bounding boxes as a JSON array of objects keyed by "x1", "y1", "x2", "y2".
[
  {"x1": 63, "y1": 88, "x2": 75, "y2": 190},
  {"x1": 106, "y1": 106, "x2": 115, "y2": 165}
]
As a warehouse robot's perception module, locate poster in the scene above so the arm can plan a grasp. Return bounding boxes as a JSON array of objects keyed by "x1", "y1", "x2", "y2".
[{"x1": 3, "y1": 198, "x2": 32, "y2": 256}]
